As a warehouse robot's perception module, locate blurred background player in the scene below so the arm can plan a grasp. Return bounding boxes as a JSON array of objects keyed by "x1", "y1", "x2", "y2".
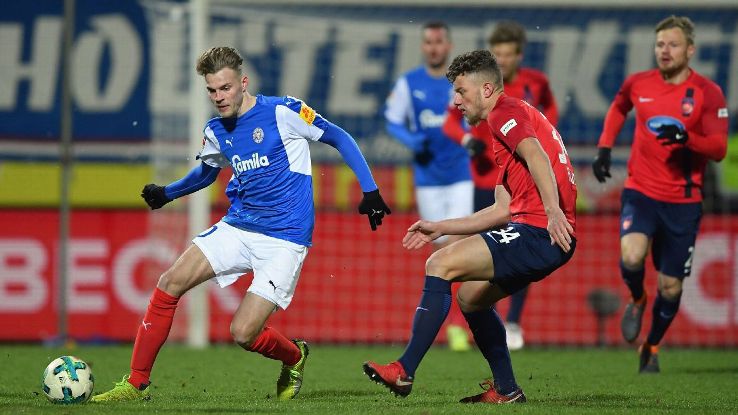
[
  {"x1": 441, "y1": 20, "x2": 559, "y2": 350},
  {"x1": 592, "y1": 16, "x2": 728, "y2": 373},
  {"x1": 92, "y1": 46, "x2": 391, "y2": 402},
  {"x1": 385, "y1": 21, "x2": 473, "y2": 351},
  {"x1": 365, "y1": 49, "x2": 576, "y2": 404}
]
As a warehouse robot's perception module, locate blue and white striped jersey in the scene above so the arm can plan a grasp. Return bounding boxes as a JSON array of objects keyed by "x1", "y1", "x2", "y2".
[
  {"x1": 385, "y1": 66, "x2": 470, "y2": 186},
  {"x1": 200, "y1": 95, "x2": 374, "y2": 247}
]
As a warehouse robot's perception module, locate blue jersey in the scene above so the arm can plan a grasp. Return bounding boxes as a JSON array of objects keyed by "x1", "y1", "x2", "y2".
[
  {"x1": 385, "y1": 66, "x2": 470, "y2": 186},
  {"x1": 200, "y1": 95, "x2": 375, "y2": 247}
]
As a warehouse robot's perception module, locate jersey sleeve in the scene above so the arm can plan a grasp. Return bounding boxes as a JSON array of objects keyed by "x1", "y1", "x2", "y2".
[
  {"x1": 686, "y1": 82, "x2": 729, "y2": 160},
  {"x1": 198, "y1": 124, "x2": 230, "y2": 168},
  {"x1": 442, "y1": 104, "x2": 467, "y2": 144},
  {"x1": 278, "y1": 96, "x2": 327, "y2": 141},
  {"x1": 487, "y1": 103, "x2": 537, "y2": 152},
  {"x1": 598, "y1": 75, "x2": 634, "y2": 148},
  {"x1": 384, "y1": 77, "x2": 412, "y2": 125}
]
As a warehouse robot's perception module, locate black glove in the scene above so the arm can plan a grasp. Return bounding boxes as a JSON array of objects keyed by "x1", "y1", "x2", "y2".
[
  {"x1": 591, "y1": 147, "x2": 612, "y2": 183},
  {"x1": 414, "y1": 141, "x2": 433, "y2": 166},
  {"x1": 141, "y1": 184, "x2": 172, "y2": 210},
  {"x1": 358, "y1": 189, "x2": 391, "y2": 231},
  {"x1": 464, "y1": 136, "x2": 487, "y2": 158},
  {"x1": 656, "y1": 124, "x2": 689, "y2": 145}
]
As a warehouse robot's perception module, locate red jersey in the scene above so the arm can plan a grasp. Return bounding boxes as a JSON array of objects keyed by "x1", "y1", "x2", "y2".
[
  {"x1": 486, "y1": 94, "x2": 577, "y2": 234},
  {"x1": 443, "y1": 67, "x2": 558, "y2": 189},
  {"x1": 598, "y1": 69, "x2": 728, "y2": 203}
]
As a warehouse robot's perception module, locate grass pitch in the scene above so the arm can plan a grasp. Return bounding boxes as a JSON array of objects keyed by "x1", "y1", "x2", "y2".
[{"x1": 2, "y1": 343, "x2": 737, "y2": 414}]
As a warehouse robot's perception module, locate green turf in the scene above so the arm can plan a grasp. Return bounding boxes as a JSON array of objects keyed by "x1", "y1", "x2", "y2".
[{"x1": 2, "y1": 344, "x2": 737, "y2": 414}]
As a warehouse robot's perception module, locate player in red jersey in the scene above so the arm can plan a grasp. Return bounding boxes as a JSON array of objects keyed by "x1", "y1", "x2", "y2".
[
  {"x1": 442, "y1": 21, "x2": 559, "y2": 350},
  {"x1": 364, "y1": 50, "x2": 576, "y2": 404},
  {"x1": 593, "y1": 16, "x2": 728, "y2": 373}
]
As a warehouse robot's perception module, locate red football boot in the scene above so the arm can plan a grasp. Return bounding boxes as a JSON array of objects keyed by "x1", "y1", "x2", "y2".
[
  {"x1": 460, "y1": 379, "x2": 526, "y2": 404},
  {"x1": 362, "y1": 361, "x2": 413, "y2": 397}
]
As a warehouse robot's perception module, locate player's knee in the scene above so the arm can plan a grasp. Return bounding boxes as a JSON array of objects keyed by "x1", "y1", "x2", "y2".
[
  {"x1": 156, "y1": 268, "x2": 192, "y2": 297},
  {"x1": 620, "y1": 250, "x2": 646, "y2": 270},
  {"x1": 230, "y1": 323, "x2": 259, "y2": 348},
  {"x1": 659, "y1": 283, "x2": 683, "y2": 300},
  {"x1": 425, "y1": 250, "x2": 460, "y2": 281}
]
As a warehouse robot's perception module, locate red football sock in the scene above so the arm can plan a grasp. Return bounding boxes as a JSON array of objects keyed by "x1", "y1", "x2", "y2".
[
  {"x1": 128, "y1": 288, "x2": 179, "y2": 389},
  {"x1": 248, "y1": 326, "x2": 301, "y2": 366}
]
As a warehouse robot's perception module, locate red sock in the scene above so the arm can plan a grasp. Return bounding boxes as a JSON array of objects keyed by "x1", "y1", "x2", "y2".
[
  {"x1": 128, "y1": 288, "x2": 179, "y2": 389},
  {"x1": 248, "y1": 326, "x2": 301, "y2": 366}
]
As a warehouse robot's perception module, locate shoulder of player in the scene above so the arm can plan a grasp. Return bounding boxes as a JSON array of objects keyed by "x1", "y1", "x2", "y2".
[
  {"x1": 517, "y1": 67, "x2": 549, "y2": 83},
  {"x1": 688, "y1": 70, "x2": 725, "y2": 96}
]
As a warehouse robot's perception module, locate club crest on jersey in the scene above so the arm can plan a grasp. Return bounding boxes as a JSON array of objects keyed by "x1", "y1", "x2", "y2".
[
  {"x1": 622, "y1": 215, "x2": 632, "y2": 231},
  {"x1": 232, "y1": 153, "x2": 270, "y2": 174},
  {"x1": 681, "y1": 97, "x2": 694, "y2": 117},
  {"x1": 252, "y1": 127, "x2": 264, "y2": 144}
]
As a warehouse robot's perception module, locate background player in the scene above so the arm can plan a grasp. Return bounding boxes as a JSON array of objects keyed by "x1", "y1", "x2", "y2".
[
  {"x1": 364, "y1": 49, "x2": 576, "y2": 404},
  {"x1": 385, "y1": 21, "x2": 473, "y2": 351},
  {"x1": 441, "y1": 20, "x2": 559, "y2": 350},
  {"x1": 92, "y1": 46, "x2": 390, "y2": 401},
  {"x1": 592, "y1": 15, "x2": 728, "y2": 373}
]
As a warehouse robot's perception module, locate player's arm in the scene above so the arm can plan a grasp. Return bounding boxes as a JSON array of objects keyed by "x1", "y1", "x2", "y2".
[
  {"x1": 402, "y1": 185, "x2": 510, "y2": 250},
  {"x1": 384, "y1": 77, "x2": 427, "y2": 152},
  {"x1": 593, "y1": 76, "x2": 635, "y2": 183},
  {"x1": 677, "y1": 84, "x2": 728, "y2": 161},
  {"x1": 515, "y1": 137, "x2": 573, "y2": 252}
]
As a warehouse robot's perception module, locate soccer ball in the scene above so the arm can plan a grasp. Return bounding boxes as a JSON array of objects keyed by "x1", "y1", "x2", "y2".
[{"x1": 41, "y1": 356, "x2": 94, "y2": 404}]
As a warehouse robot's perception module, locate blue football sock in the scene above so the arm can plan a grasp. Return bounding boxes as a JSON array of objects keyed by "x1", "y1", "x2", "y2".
[
  {"x1": 463, "y1": 308, "x2": 518, "y2": 395},
  {"x1": 398, "y1": 276, "x2": 451, "y2": 378},
  {"x1": 646, "y1": 292, "x2": 681, "y2": 345},
  {"x1": 505, "y1": 286, "x2": 529, "y2": 324},
  {"x1": 620, "y1": 260, "x2": 645, "y2": 301}
]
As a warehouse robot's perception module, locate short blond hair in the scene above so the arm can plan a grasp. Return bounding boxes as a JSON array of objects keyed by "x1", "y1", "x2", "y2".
[
  {"x1": 196, "y1": 46, "x2": 243, "y2": 76},
  {"x1": 655, "y1": 15, "x2": 695, "y2": 45}
]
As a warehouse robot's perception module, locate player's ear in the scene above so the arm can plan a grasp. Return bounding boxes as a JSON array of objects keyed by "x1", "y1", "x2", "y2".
[
  {"x1": 686, "y1": 44, "x2": 695, "y2": 59},
  {"x1": 241, "y1": 75, "x2": 249, "y2": 91}
]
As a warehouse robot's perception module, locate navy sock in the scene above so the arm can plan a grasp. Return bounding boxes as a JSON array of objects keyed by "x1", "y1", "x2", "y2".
[
  {"x1": 398, "y1": 276, "x2": 451, "y2": 378},
  {"x1": 620, "y1": 260, "x2": 645, "y2": 301},
  {"x1": 463, "y1": 308, "x2": 517, "y2": 395},
  {"x1": 647, "y1": 292, "x2": 681, "y2": 345},
  {"x1": 505, "y1": 287, "x2": 529, "y2": 323}
]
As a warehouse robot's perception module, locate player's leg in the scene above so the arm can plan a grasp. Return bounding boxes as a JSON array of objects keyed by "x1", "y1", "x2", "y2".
[
  {"x1": 92, "y1": 243, "x2": 217, "y2": 402},
  {"x1": 457, "y1": 224, "x2": 575, "y2": 404},
  {"x1": 619, "y1": 189, "x2": 656, "y2": 343},
  {"x1": 504, "y1": 287, "x2": 528, "y2": 350},
  {"x1": 441, "y1": 181, "x2": 475, "y2": 351},
  {"x1": 364, "y1": 234, "x2": 492, "y2": 397},
  {"x1": 640, "y1": 200, "x2": 700, "y2": 373},
  {"x1": 230, "y1": 232, "x2": 309, "y2": 399}
]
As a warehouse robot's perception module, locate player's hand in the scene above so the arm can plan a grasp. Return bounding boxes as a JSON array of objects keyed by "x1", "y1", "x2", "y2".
[
  {"x1": 546, "y1": 206, "x2": 574, "y2": 253},
  {"x1": 402, "y1": 220, "x2": 443, "y2": 250},
  {"x1": 141, "y1": 184, "x2": 172, "y2": 210},
  {"x1": 591, "y1": 147, "x2": 612, "y2": 183},
  {"x1": 358, "y1": 189, "x2": 391, "y2": 231},
  {"x1": 464, "y1": 136, "x2": 487, "y2": 158},
  {"x1": 414, "y1": 140, "x2": 433, "y2": 166},
  {"x1": 656, "y1": 124, "x2": 689, "y2": 145}
]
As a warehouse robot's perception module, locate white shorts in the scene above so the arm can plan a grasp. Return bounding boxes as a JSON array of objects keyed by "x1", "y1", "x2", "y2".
[
  {"x1": 192, "y1": 221, "x2": 308, "y2": 310},
  {"x1": 416, "y1": 180, "x2": 474, "y2": 244}
]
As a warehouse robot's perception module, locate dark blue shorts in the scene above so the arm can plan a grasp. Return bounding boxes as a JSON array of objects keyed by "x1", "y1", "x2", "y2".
[
  {"x1": 481, "y1": 223, "x2": 576, "y2": 295},
  {"x1": 620, "y1": 188, "x2": 702, "y2": 279}
]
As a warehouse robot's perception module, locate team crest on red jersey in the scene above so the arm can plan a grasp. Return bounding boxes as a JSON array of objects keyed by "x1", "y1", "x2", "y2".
[{"x1": 681, "y1": 97, "x2": 694, "y2": 117}]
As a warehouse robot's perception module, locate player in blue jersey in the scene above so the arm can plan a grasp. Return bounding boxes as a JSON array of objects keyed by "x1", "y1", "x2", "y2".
[
  {"x1": 92, "y1": 46, "x2": 391, "y2": 402},
  {"x1": 385, "y1": 21, "x2": 473, "y2": 351}
]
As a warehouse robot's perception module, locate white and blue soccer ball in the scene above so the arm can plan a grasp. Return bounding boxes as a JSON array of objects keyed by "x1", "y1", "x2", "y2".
[{"x1": 42, "y1": 356, "x2": 94, "y2": 404}]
